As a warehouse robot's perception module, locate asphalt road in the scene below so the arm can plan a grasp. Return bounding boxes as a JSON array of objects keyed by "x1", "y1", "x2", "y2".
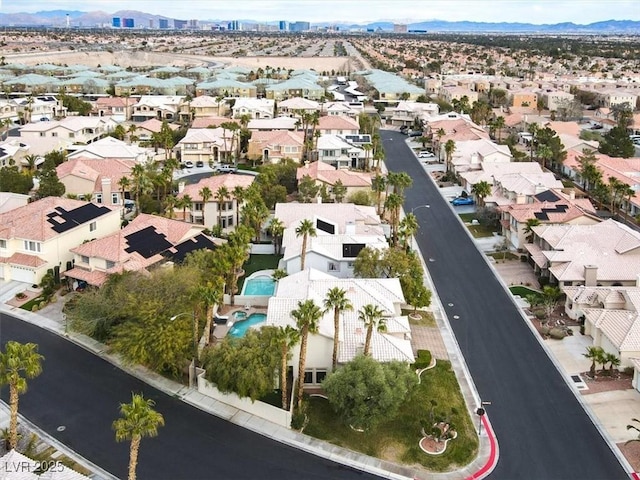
[
  {"x1": 382, "y1": 130, "x2": 629, "y2": 480},
  {"x1": 0, "y1": 315, "x2": 379, "y2": 480}
]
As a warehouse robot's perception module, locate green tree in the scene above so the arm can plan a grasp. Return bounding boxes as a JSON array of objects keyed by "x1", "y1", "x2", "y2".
[
  {"x1": 111, "y1": 124, "x2": 126, "y2": 141},
  {"x1": 583, "y1": 346, "x2": 605, "y2": 378},
  {"x1": 35, "y1": 158, "x2": 65, "y2": 199},
  {"x1": 323, "y1": 287, "x2": 353, "y2": 370},
  {"x1": 215, "y1": 185, "x2": 230, "y2": 228},
  {"x1": 471, "y1": 180, "x2": 491, "y2": 207},
  {"x1": 444, "y1": 139, "x2": 456, "y2": 173},
  {"x1": 152, "y1": 120, "x2": 176, "y2": 161},
  {"x1": 232, "y1": 185, "x2": 246, "y2": 227},
  {"x1": 398, "y1": 213, "x2": 419, "y2": 251},
  {"x1": 540, "y1": 286, "x2": 562, "y2": 320},
  {"x1": 384, "y1": 193, "x2": 404, "y2": 248},
  {"x1": 371, "y1": 174, "x2": 386, "y2": 215},
  {"x1": 403, "y1": 275, "x2": 432, "y2": 313},
  {"x1": 0, "y1": 342, "x2": 44, "y2": 450},
  {"x1": 113, "y1": 393, "x2": 165, "y2": 480},
  {"x1": 291, "y1": 299, "x2": 322, "y2": 410},
  {"x1": 359, "y1": 304, "x2": 386, "y2": 356},
  {"x1": 576, "y1": 149, "x2": 598, "y2": 191},
  {"x1": 274, "y1": 325, "x2": 300, "y2": 410},
  {"x1": 322, "y1": 355, "x2": 417, "y2": 431},
  {"x1": 599, "y1": 126, "x2": 635, "y2": 158},
  {"x1": 297, "y1": 174, "x2": 320, "y2": 203},
  {"x1": 295, "y1": 219, "x2": 317, "y2": 271},
  {"x1": 332, "y1": 179, "x2": 347, "y2": 203},
  {"x1": 199, "y1": 186, "x2": 212, "y2": 227},
  {"x1": 268, "y1": 217, "x2": 285, "y2": 255},
  {"x1": 0, "y1": 166, "x2": 33, "y2": 194},
  {"x1": 524, "y1": 218, "x2": 541, "y2": 242}
]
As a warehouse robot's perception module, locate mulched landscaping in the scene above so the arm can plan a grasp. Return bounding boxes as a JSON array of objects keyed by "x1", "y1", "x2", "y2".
[{"x1": 580, "y1": 372, "x2": 632, "y2": 395}]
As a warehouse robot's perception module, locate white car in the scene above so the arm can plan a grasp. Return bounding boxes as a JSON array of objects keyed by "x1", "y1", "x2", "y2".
[
  {"x1": 418, "y1": 151, "x2": 435, "y2": 159},
  {"x1": 184, "y1": 161, "x2": 194, "y2": 168}
]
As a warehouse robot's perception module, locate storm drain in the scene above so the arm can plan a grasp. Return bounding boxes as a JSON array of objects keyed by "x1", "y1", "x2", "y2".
[{"x1": 571, "y1": 375, "x2": 588, "y2": 391}]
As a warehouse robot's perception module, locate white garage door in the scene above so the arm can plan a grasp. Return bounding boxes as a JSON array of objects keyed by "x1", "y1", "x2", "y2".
[{"x1": 10, "y1": 266, "x2": 35, "y2": 284}]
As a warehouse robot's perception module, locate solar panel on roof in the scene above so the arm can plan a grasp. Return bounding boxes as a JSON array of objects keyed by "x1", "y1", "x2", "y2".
[
  {"x1": 164, "y1": 234, "x2": 217, "y2": 263},
  {"x1": 342, "y1": 243, "x2": 365, "y2": 258},
  {"x1": 124, "y1": 226, "x2": 173, "y2": 259},
  {"x1": 47, "y1": 203, "x2": 112, "y2": 233},
  {"x1": 316, "y1": 219, "x2": 335, "y2": 234},
  {"x1": 534, "y1": 190, "x2": 561, "y2": 202}
]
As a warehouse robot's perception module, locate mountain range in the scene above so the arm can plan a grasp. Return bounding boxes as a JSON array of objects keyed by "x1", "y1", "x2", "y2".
[{"x1": 0, "y1": 10, "x2": 639, "y2": 33}]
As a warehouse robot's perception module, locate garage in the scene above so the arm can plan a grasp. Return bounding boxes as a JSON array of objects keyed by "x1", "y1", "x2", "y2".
[{"x1": 10, "y1": 266, "x2": 35, "y2": 284}]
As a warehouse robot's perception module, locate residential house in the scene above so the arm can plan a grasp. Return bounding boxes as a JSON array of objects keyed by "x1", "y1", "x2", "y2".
[
  {"x1": 525, "y1": 219, "x2": 640, "y2": 288},
  {"x1": 67, "y1": 137, "x2": 154, "y2": 163},
  {"x1": 322, "y1": 101, "x2": 363, "y2": 118},
  {"x1": 232, "y1": 98, "x2": 275, "y2": 119},
  {"x1": 383, "y1": 101, "x2": 439, "y2": 128},
  {"x1": 540, "y1": 90, "x2": 574, "y2": 112},
  {"x1": 247, "y1": 130, "x2": 304, "y2": 163},
  {"x1": 264, "y1": 268, "x2": 414, "y2": 387},
  {"x1": 597, "y1": 89, "x2": 637, "y2": 109},
  {"x1": 0, "y1": 197, "x2": 121, "y2": 284},
  {"x1": 0, "y1": 192, "x2": 29, "y2": 214},
  {"x1": 174, "y1": 128, "x2": 233, "y2": 164},
  {"x1": 510, "y1": 90, "x2": 539, "y2": 108},
  {"x1": 296, "y1": 161, "x2": 372, "y2": 201},
  {"x1": 247, "y1": 117, "x2": 298, "y2": 131},
  {"x1": 93, "y1": 97, "x2": 133, "y2": 122},
  {"x1": 0, "y1": 139, "x2": 30, "y2": 168},
  {"x1": 317, "y1": 115, "x2": 360, "y2": 136},
  {"x1": 56, "y1": 158, "x2": 136, "y2": 206},
  {"x1": 133, "y1": 118, "x2": 180, "y2": 142},
  {"x1": 277, "y1": 97, "x2": 320, "y2": 117},
  {"x1": 195, "y1": 78, "x2": 257, "y2": 98},
  {"x1": 316, "y1": 134, "x2": 365, "y2": 169},
  {"x1": 15, "y1": 95, "x2": 66, "y2": 122},
  {"x1": 130, "y1": 95, "x2": 185, "y2": 122},
  {"x1": 191, "y1": 117, "x2": 234, "y2": 129},
  {"x1": 438, "y1": 85, "x2": 479, "y2": 104},
  {"x1": 64, "y1": 213, "x2": 220, "y2": 288},
  {"x1": 274, "y1": 202, "x2": 384, "y2": 234},
  {"x1": 184, "y1": 95, "x2": 227, "y2": 118},
  {"x1": 449, "y1": 138, "x2": 512, "y2": 174},
  {"x1": 563, "y1": 285, "x2": 640, "y2": 371},
  {"x1": 0, "y1": 99, "x2": 20, "y2": 124},
  {"x1": 499, "y1": 188, "x2": 599, "y2": 250},
  {"x1": 177, "y1": 174, "x2": 254, "y2": 231}
]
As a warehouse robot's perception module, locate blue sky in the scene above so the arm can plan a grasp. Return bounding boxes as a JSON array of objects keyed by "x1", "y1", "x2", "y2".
[{"x1": 1, "y1": 0, "x2": 639, "y2": 24}]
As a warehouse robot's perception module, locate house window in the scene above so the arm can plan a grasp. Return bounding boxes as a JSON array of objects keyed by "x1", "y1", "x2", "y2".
[
  {"x1": 95, "y1": 194, "x2": 102, "y2": 204},
  {"x1": 112, "y1": 193, "x2": 119, "y2": 204},
  {"x1": 0, "y1": 239, "x2": 6, "y2": 249},
  {"x1": 89, "y1": 221, "x2": 96, "y2": 232},
  {"x1": 23, "y1": 241, "x2": 41, "y2": 253},
  {"x1": 106, "y1": 260, "x2": 115, "y2": 269},
  {"x1": 328, "y1": 262, "x2": 340, "y2": 272},
  {"x1": 81, "y1": 255, "x2": 89, "y2": 264},
  {"x1": 315, "y1": 370, "x2": 327, "y2": 383},
  {"x1": 304, "y1": 370, "x2": 314, "y2": 384},
  {"x1": 39, "y1": 132, "x2": 45, "y2": 137},
  {"x1": 194, "y1": 203, "x2": 203, "y2": 211},
  {"x1": 51, "y1": 132, "x2": 57, "y2": 137},
  {"x1": 304, "y1": 369, "x2": 326, "y2": 385},
  {"x1": 69, "y1": 132, "x2": 74, "y2": 138}
]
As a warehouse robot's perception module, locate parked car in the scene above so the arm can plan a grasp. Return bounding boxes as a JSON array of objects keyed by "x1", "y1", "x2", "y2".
[
  {"x1": 184, "y1": 161, "x2": 194, "y2": 168},
  {"x1": 196, "y1": 160, "x2": 204, "y2": 168},
  {"x1": 451, "y1": 196, "x2": 475, "y2": 206},
  {"x1": 399, "y1": 125, "x2": 409, "y2": 134},
  {"x1": 215, "y1": 164, "x2": 238, "y2": 174},
  {"x1": 418, "y1": 151, "x2": 435, "y2": 159},
  {"x1": 408, "y1": 130, "x2": 423, "y2": 137}
]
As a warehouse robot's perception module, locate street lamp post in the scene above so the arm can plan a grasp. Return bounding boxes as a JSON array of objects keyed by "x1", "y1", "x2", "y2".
[
  {"x1": 477, "y1": 401, "x2": 492, "y2": 436},
  {"x1": 411, "y1": 204, "x2": 430, "y2": 215},
  {"x1": 170, "y1": 311, "x2": 198, "y2": 388}
]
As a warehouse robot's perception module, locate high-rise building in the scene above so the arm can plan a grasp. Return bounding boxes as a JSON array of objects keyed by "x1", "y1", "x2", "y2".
[
  {"x1": 189, "y1": 19, "x2": 198, "y2": 29},
  {"x1": 174, "y1": 19, "x2": 188, "y2": 29},
  {"x1": 149, "y1": 19, "x2": 154, "y2": 29},
  {"x1": 227, "y1": 20, "x2": 239, "y2": 31},
  {"x1": 290, "y1": 21, "x2": 310, "y2": 32},
  {"x1": 159, "y1": 19, "x2": 169, "y2": 29},
  {"x1": 279, "y1": 21, "x2": 288, "y2": 31},
  {"x1": 112, "y1": 17, "x2": 121, "y2": 28},
  {"x1": 123, "y1": 18, "x2": 135, "y2": 28},
  {"x1": 393, "y1": 24, "x2": 408, "y2": 33}
]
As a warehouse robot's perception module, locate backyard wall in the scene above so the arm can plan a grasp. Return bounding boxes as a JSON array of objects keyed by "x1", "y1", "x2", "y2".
[
  {"x1": 197, "y1": 371, "x2": 291, "y2": 428},
  {"x1": 222, "y1": 294, "x2": 270, "y2": 307},
  {"x1": 250, "y1": 243, "x2": 276, "y2": 254}
]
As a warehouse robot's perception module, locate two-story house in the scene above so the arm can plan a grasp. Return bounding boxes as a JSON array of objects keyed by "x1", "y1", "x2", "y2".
[{"x1": 247, "y1": 130, "x2": 304, "y2": 164}]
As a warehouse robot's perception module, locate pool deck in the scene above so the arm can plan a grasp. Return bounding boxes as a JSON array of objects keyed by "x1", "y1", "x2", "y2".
[{"x1": 213, "y1": 306, "x2": 267, "y2": 341}]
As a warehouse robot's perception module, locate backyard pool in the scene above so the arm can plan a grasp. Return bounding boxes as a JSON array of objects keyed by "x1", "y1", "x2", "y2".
[
  {"x1": 227, "y1": 313, "x2": 267, "y2": 338},
  {"x1": 241, "y1": 276, "x2": 276, "y2": 296}
]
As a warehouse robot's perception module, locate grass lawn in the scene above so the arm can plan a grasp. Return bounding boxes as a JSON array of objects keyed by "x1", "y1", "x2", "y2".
[
  {"x1": 20, "y1": 296, "x2": 46, "y2": 312},
  {"x1": 304, "y1": 361, "x2": 478, "y2": 471},
  {"x1": 487, "y1": 252, "x2": 519, "y2": 261},
  {"x1": 458, "y1": 214, "x2": 495, "y2": 238},
  {"x1": 458, "y1": 213, "x2": 476, "y2": 223},
  {"x1": 509, "y1": 285, "x2": 542, "y2": 301},
  {"x1": 402, "y1": 309, "x2": 436, "y2": 327},
  {"x1": 238, "y1": 254, "x2": 282, "y2": 290}
]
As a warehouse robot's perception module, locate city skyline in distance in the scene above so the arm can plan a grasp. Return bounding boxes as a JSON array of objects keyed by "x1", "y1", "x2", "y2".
[{"x1": 2, "y1": 0, "x2": 640, "y2": 25}]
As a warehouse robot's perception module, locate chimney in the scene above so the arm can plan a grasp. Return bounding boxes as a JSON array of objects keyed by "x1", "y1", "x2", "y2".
[
  {"x1": 471, "y1": 153, "x2": 479, "y2": 165},
  {"x1": 101, "y1": 177, "x2": 111, "y2": 203},
  {"x1": 584, "y1": 265, "x2": 598, "y2": 287},
  {"x1": 178, "y1": 181, "x2": 186, "y2": 194},
  {"x1": 569, "y1": 189, "x2": 575, "y2": 200},
  {"x1": 345, "y1": 221, "x2": 356, "y2": 235}
]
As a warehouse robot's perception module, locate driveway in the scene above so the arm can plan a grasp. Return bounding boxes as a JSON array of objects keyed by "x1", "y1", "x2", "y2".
[{"x1": 492, "y1": 260, "x2": 540, "y2": 288}]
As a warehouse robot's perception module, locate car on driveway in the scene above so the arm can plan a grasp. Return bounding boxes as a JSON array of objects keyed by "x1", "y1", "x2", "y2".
[
  {"x1": 184, "y1": 161, "x2": 194, "y2": 168},
  {"x1": 451, "y1": 196, "x2": 475, "y2": 206},
  {"x1": 418, "y1": 151, "x2": 435, "y2": 159}
]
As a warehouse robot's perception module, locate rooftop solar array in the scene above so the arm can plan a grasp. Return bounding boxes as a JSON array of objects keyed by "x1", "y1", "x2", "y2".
[
  {"x1": 534, "y1": 204, "x2": 569, "y2": 221},
  {"x1": 342, "y1": 243, "x2": 365, "y2": 258},
  {"x1": 534, "y1": 190, "x2": 561, "y2": 203},
  {"x1": 46, "y1": 203, "x2": 112, "y2": 233},
  {"x1": 316, "y1": 219, "x2": 335, "y2": 234},
  {"x1": 124, "y1": 225, "x2": 173, "y2": 259},
  {"x1": 164, "y1": 234, "x2": 217, "y2": 263}
]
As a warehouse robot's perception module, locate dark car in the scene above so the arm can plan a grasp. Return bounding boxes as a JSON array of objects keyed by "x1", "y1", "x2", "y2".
[
  {"x1": 408, "y1": 130, "x2": 423, "y2": 137},
  {"x1": 196, "y1": 160, "x2": 204, "y2": 168},
  {"x1": 451, "y1": 196, "x2": 475, "y2": 206}
]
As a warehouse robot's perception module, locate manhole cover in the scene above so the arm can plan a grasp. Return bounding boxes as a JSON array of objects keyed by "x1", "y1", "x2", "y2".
[{"x1": 56, "y1": 426, "x2": 66, "y2": 432}]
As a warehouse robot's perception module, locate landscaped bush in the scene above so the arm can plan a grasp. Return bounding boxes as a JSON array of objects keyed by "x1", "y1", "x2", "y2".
[{"x1": 413, "y1": 350, "x2": 433, "y2": 369}]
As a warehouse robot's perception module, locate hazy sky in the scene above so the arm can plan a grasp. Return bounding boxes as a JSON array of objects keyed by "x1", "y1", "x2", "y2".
[{"x1": 1, "y1": 0, "x2": 639, "y2": 24}]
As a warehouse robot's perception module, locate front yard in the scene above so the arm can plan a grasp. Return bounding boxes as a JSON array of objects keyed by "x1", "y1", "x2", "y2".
[
  {"x1": 304, "y1": 361, "x2": 478, "y2": 472},
  {"x1": 458, "y1": 213, "x2": 495, "y2": 238}
]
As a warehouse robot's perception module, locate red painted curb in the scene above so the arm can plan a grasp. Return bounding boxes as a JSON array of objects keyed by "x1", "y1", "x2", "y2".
[
  {"x1": 466, "y1": 415, "x2": 498, "y2": 480},
  {"x1": 631, "y1": 472, "x2": 640, "y2": 480}
]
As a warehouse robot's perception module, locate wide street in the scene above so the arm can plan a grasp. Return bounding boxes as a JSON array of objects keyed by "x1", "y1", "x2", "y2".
[
  {"x1": 382, "y1": 130, "x2": 629, "y2": 479},
  {"x1": 0, "y1": 315, "x2": 380, "y2": 480}
]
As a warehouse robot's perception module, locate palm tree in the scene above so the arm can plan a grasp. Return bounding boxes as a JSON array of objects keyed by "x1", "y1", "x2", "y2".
[
  {"x1": 384, "y1": 193, "x2": 404, "y2": 248},
  {"x1": 528, "y1": 123, "x2": 539, "y2": 162},
  {"x1": 583, "y1": 346, "x2": 605, "y2": 378},
  {"x1": 493, "y1": 116, "x2": 506, "y2": 142},
  {"x1": 388, "y1": 171, "x2": 412, "y2": 196},
  {"x1": 444, "y1": 139, "x2": 456, "y2": 173},
  {"x1": 131, "y1": 164, "x2": 151, "y2": 216},
  {"x1": 323, "y1": 287, "x2": 353, "y2": 370},
  {"x1": 215, "y1": 185, "x2": 230, "y2": 228},
  {"x1": 274, "y1": 325, "x2": 300, "y2": 410},
  {"x1": 603, "y1": 352, "x2": 620, "y2": 376},
  {"x1": 359, "y1": 304, "x2": 386, "y2": 357},
  {"x1": 295, "y1": 219, "x2": 317, "y2": 271},
  {"x1": 371, "y1": 174, "x2": 387, "y2": 216},
  {"x1": 113, "y1": 393, "x2": 165, "y2": 480},
  {"x1": 471, "y1": 180, "x2": 491, "y2": 207},
  {"x1": 195, "y1": 280, "x2": 223, "y2": 348},
  {"x1": 291, "y1": 299, "x2": 323, "y2": 411},
  {"x1": 179, "y1": 194, "x2": 193, "y2": 222},
  {"x1": 523, "y1": 218, "x2": 541, "y2": 242},
  {"x1": 398, "y1": 213, "x2": 419, "y2": 251},
  {"x1": 118, "y1": 176, "x2": 130, "y2": 217},
  {"x1": 269, "y1": 217, "x2": 285, "y2": 255},
  {"x1": 0, "y1": 341, "x2": 44, "y2": 450},
  {"x1": 163, "y1": 194, "x2": 177, "y2": 219},
  {"x1": 23, "y1": 154, "x2": 38, "y2": 174},
  {"x1": 536, "y1": 144, "x2": 553, "y2": 170},
  {"x1": 232, "y1": 185, "x2": 246, "y2": 227},
  {"x1": 199, "y1": 186, "x2": 212, "y2": 227}
]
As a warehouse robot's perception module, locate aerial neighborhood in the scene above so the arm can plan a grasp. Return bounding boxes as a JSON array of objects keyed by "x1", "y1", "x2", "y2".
[{"x1": 0, "y1": 9, "x2": 639, "y2": 480}]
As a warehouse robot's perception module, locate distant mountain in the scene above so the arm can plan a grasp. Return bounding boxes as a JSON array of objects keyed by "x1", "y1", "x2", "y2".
[{"x1": 0, "y1": 10, "x2": 638, "y2": 33}]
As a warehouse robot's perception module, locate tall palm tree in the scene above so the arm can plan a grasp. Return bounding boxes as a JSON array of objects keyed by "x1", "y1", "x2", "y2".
[
  {"x1": 269, "y1": 217, "x2": 285, "y2": 255},
  {"x1": 523, "y1": 218, "x2": 541, "y2": 243},
  {"x1": 179, "y1": 194, "x2": 193, "y2": 222},
  {"x1": 232, "y1": 185, "x2": 246, "y2": 227},
  {"x1": 195, "y1": 280, "x2": 223, "y2": 348},
  {"x1": 444, "y1": 139, "x2": 456, "y2": 173},
  {"x1": 493, "y1": 116, "x2": 506, "y2": 142},
  {"x1": 291, "y1": 299, "x2": 322, "y2": 411},
  {"x1": 398, "y1": 213, "x2": 419, "y2": 251},
  {"x1": 274, "y1": 325, "x2": 300, "y2": 410},
  {"x1": 131, "y1": 164, "x2": 150, "y2": 216},
  {"x1": 113, "y1": 393, "x2": 165, "y2": 480},
  {"x1": 384, "y1": 193, "x2": 404, "y2": 248},
  {"x1": 0, "y1": 341, "x2": 44, "y2": 450},
  {"x1": 583, "y1": 346, "x2": 605, "y2": 378},
  {"x1": 215, "y1": 185, "x2": 230, "y2": 228},
  {"x1": 471, "y1": 180, "x2": 491, "y2": 207},
  {"x1": 163, "y1": 194, "x2": 177, "y2": 219},
  {"x1": 528, "y1": 123, "x2": 539, "y2": 162},
  {"x1": 295, "y1": 219, "x2": 317, "y2": 271},
  {"x1": 388, "y1": 171, "x2": 412, "y2": 196},
  {"x1": 323, "y1": 287, "x2": 353, "y2": 370},
  {"x1": 359, "y1": 304, "x2": 386, "y2": 357},
  {"x1": 199, "y1": 186, "x2": 212, "y2": 227},
  {"x1": 118, "y1": 176, "x2": 130, "y2": 217},
  {"x1": 371, "y1": 174, "x2": 387, "y2": 216},
  {"x1": 23, "y1": 154, "x2": 38, "y2": 174}
]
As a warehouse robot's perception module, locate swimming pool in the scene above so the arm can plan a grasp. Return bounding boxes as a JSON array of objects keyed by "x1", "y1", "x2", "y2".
[
  {"x1": 227, "y1": 313, "x2": 267, "y2": 338},
  {"x1": 241, "y1": 276, "x2": 276, "y2": 296}
]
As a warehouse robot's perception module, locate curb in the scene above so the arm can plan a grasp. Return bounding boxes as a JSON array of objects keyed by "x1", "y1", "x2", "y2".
[{"x1": 466, "y1": 415, "x2": 498, "y2": 480}]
